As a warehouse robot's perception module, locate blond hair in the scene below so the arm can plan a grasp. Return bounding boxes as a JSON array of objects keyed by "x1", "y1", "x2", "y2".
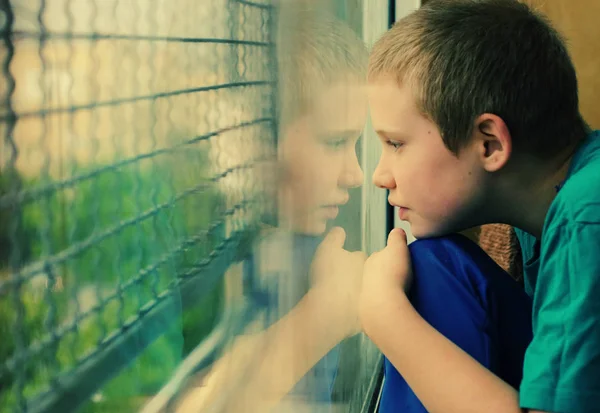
[
  {"x1": 277, "y1": 6, "x2": 368, "y2": 129},
  {"x1": 369, "y1": 0, "x2": 587, "y2": 157}
]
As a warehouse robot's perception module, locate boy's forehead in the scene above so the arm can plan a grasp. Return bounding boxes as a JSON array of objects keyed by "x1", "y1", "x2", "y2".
[
  {"x1": 315, "y1": 82, "x2": 368, "y2": 107},
  {"x1": 368, "y1": 78, "x2": 420, "y2": 129},
  {"x1": 311, "y1": 84, "x2": 368, "y2": 129},
  {"x1": 368, "y1": 76, "x2": 414, "y2": 104}
]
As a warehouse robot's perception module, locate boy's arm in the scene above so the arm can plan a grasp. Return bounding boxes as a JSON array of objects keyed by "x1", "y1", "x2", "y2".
[
  {"x1": 175, "y1": 228, "x2": 364, "y2": 412},
  {"x1": 361, "y1": 229, "x2": 532, "y2": 413},
  {"x1": 175, "y1": 286, "x2": 351, "y2": 413},
  {"x1": 365, "y1": 291, "x2": 529, "y2": 413},
  {"x1": 518, "y1": 220, "x2": 600, "y2": 413}
]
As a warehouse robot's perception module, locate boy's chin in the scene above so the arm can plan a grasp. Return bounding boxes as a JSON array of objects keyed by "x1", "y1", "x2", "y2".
[
  {"x1": 408, "y1": 221, "x2": 458, "y2": 240},
  {"x1": 291, "y1": 219, "x2": 328, "y2": 236}
]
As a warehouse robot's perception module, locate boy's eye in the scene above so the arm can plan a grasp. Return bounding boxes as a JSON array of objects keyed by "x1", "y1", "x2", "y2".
[
  {"x1": 325, "y1": 138, "x2": 348, "y2": 149},
  {"x1": 386, "y1": 140, "x2": 403, "y2": 152}
]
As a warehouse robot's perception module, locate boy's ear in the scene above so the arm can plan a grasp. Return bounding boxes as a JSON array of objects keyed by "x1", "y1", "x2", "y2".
[{"x1": 473, "y1": 114, "x2": 512, "y2": 172}]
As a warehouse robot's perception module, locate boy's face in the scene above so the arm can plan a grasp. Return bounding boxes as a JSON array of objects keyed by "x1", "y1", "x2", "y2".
[
  {"x1": 368, "y1": 77, "x2": 485, "y2": 238},
  {"x1": 279, "y1": 84, "x2": 367, "y2": 235}
]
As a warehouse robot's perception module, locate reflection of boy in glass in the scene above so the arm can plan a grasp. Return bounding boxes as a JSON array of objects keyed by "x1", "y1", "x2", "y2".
[{"x1": 172, "y1": 6, "x2": 369, "y2": 412}]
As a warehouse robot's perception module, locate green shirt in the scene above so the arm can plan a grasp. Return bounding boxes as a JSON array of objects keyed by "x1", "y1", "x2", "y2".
[{"x1": 516, "y1": 130, "x2": 600, "y2": 412}]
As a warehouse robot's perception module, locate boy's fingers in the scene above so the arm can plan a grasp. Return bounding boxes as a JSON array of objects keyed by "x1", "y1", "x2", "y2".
[
  {"x1": 354, "y1": 250, "x2": 367, "y2": 260},
  {"x1": 387, "y1": 228, "x2": 407, "y2": 248},
  {"x1": 323, "y1": 226, "x2": 346, "y2": 248}
]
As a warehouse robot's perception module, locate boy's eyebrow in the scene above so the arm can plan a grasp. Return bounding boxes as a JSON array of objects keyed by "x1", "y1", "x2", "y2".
[
  {"x1": 375, "y1": 129, "x2": 399, "y2": 138},
  {"x1": 324, "y1": 130, "x2": 362, "y2": 139},
  {"x1": 375, "y1": 129, "x2": 410, "y2": 141}
]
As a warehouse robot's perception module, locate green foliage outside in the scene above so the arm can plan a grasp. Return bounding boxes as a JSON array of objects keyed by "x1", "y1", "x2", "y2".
[{"x1": 0, "y1": 147, "x2": 228, "y2": 412}]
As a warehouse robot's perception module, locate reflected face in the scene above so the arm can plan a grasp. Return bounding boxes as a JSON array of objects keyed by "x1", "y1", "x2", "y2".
[
  {"x1": 279, "y1": 84, "x2": 367, "y2": 235},
  {"x1": 368, "y1": 77, "x2": 484, "y2": 238}
]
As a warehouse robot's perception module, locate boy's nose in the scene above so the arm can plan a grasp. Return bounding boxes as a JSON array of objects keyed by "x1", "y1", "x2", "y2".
[
  {"x1": 339, "y1": 151, "x2": 364, "y2": 189},
  {"x1": 372, "y1": 159, "x2": 395, "y2": 190}
]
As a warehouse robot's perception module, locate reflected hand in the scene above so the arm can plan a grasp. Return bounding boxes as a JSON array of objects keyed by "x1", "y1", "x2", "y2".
[{"x1": 310, "y1": 226, "x2": 366, "y2": 337}]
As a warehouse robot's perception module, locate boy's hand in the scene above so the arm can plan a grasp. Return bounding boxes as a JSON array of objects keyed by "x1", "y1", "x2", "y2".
[
  {"x1": 360, "y1": 228, "x2": 412, "y2": 331},
  {"x1": 310, "y1": 227, "x2": 366, "y2": 338}
]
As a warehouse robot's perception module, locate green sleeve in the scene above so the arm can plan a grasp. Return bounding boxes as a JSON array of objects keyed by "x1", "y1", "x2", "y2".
[{"x1": 520, "y1": 219, "x2": 600, "y2": 412}]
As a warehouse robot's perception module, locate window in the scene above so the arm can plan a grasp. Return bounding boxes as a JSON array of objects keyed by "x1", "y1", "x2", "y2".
[{"x1": 0, "y1": 1, "x2": 400, "y2": 412}]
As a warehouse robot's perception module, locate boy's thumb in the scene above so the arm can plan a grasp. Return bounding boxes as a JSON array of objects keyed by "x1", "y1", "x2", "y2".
[
  {"x1": 387, "y1": 228, "x2": 407, "y2": 248},
  {"x1": 324, "y1": 226, "x2": 346, "y2": 248}
]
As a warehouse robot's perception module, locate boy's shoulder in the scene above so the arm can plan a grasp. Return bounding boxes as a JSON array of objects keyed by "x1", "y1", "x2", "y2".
[
  {"x1": 547, "y1": 131, "x2": 600, "y2": 227},
  {"x1": 520, "y1": 132, "x2": 600, "y2": 413}
]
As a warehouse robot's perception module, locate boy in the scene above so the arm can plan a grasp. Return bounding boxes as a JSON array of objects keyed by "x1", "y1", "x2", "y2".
[{"x1": 358, "y1": 0, "x2": 599, "y2": 412}]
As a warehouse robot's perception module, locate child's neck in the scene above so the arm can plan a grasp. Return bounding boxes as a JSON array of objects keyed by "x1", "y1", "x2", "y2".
[{"x1": 492, "y1": 148, "x2": 576, "y2": 239}]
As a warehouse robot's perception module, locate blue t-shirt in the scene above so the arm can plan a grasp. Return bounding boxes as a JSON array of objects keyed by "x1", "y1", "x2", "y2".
[
  {"x1": 516, "y1": 130, "x2": 600, "y2": 412},
  {"x1": 379, "y1": 235, "x2": 533, "y2": 412}
]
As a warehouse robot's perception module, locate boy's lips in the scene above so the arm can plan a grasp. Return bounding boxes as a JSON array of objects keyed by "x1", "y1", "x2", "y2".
[
  {"x1": 388, "y1": 198, "x2": 410, "y2": 220},
  {"x1": 388, "y1": 197, "x2": 406, "y2": 209},
  {"x1": 398, "y1": 207, "x2": 409, "y2": 220},
  {"x1": 320, "y1": 205, "x2": 340, "y2": 219},
  {"x1": 321, "y1": 196, "x2": 349, "y2": 208},
  {"x1": 318, "y1": 198, "x2": 348, "y2": 219}
]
